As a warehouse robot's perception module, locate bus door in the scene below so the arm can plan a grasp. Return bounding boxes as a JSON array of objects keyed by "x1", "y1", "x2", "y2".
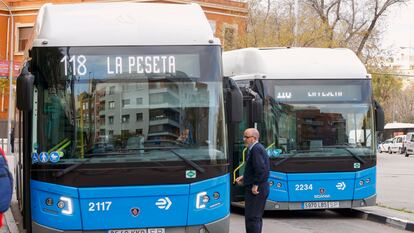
[{"x1": 230, "y1": 79, "x2": 263, "y2": 204}]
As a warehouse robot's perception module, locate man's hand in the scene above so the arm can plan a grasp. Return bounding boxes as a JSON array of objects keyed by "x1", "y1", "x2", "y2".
[
  {"x1": 235, "y1": 176, "x2": 244, "y2": 185},
  {"x1": 251, "y1": 184, "x2": 259, "y2": 195}
]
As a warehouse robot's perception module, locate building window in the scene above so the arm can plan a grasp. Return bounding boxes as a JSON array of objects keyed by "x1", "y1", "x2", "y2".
[
  {"x1": 15, "y1": 24, "x2": 33, "y2": 54},
  {"x1": 122, "y1": 114, "x2": 130, "y2": 123},
  {"x1": 108, "y1": 116, "x2": 114, "y2": 125},
  {"x1": 109, "y1": 130, "x2": 114, "y2": 136},
  {"x1": 136, "y1": 129, "x2": 143, "y2": 135},
  {"x1": 121, "y1": 130, "x2": 129, "y2": 137},
  {"x1": 122, "y1": 99, "x2": 130, "y2": 107},
  {"x1": 209, "y1": 20, "x2": 216, "y2": 34},
  {"x1": 99, "y1": 115, "x2": 105, "y2": 125},
  {"x1": 136, "y1": 98, "x2": 143, "y2": 105},
  {"x1": 223, "y1": 24, "x2": 238, "y2": 51},
  {"x1": 136, "y1": 83, "x2": 145, "y2": 90},
  {"x1": 109, "y1": 101, "x2": 115, "y2": 109},
  {"x1": 136, "y1": 113, "x2": 143, "y2": 121},
  {"x1": 109, "y1": 86, "x2": 116, "y2": 95}
]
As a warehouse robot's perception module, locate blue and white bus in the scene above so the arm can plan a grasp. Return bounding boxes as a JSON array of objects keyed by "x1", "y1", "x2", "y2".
[
  {"x1": 16, "y1": 3, "x2": 231, "y2": 233},
  {"x1": 224, "y1": 48, "x2": 384, "y2": 210}
]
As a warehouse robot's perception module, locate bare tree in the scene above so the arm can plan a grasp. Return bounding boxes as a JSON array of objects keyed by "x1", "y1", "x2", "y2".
[
  {"x1": 390, "y1": 83, "x2": 414, "y2": 122},
  {"x1": 241, "y1": 0, "x2": 408, "y2": 60},
  {"x1": 305, "y1": 0, "x2": 342, "y2": 46},
  {"x1": 304, "y1": 0, "x2": 408, "y2": 56}
]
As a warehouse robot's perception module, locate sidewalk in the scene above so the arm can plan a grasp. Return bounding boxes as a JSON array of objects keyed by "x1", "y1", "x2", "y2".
[
  {"x1": 352, "y1": 206, "x2": 414, "y2": 231},
  {"x1": 0, "y1": 208, "x2": 19, "y2": 233},
  {"x1": 1, "y1": 152, "x2": 18, "y2": 233}
]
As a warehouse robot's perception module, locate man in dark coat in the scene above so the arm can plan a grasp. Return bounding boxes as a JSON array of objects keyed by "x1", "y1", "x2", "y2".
[{"x1": 235, "y1": 128, "x2": 270, "y2": 233}]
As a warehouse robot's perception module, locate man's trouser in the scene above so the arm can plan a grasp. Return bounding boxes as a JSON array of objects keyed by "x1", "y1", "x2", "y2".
[{"x1": 245, "y1": 182, "x2": 269, "y2": 233}]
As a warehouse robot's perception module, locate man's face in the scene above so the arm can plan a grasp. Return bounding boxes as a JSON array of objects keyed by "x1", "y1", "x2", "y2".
[{"x1": 243, "y1": 130, "x2": 255, "y2": 147}]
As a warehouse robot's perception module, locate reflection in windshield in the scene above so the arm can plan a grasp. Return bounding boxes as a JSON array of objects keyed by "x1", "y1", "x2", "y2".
[
  {"x1": 263, "y1": 99, "x2": 374, "y2": 158},
  {"x1": 38, "y1": 80, "x2": 225, "y2": 163},
  {"x1": 34, "y1": 46, "x2": 226, "y2": 165}
]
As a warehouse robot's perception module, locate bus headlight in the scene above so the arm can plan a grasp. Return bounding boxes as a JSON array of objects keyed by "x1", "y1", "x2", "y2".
[
  {"x1": 213, "y1": 192, "x2": 220, "y2": 200},
  {"x1": 45, "y1": 198, "x2": 54, "y2": 206},
  {"x1": 58, "y1": 196, "x2": 73, "y2": 215},
  {"x1": 196, "y1": 191, "x2": 208, "y2": 209},
  {"x1": 202, "y1": 195, "x2": 210, "y2": 203}
]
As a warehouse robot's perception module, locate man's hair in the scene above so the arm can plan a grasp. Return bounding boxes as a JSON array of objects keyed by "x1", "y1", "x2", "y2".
[{"x1": 246, "y1": 128, "x2": 260, "y2": 140}]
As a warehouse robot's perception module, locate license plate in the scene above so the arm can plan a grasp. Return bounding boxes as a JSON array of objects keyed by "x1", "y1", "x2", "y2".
[
  {"x1": 108, "y1": 228, "x2": 165, "y2": 233},
  {"x1": 303, "y1": 201, "x2": 340, "y2": 209}
]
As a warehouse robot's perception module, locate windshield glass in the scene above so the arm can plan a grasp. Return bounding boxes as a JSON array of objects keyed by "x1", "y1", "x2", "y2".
[
  {"x1": 258, "y1": 79, "x2": 375, "y2": 159},
  {"x1": 32, "y1": 46, "x2": 226, "y2": 165}
]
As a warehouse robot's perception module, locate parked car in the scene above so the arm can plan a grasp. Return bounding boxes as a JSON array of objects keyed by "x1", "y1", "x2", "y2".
[
  {"x1": 378, "y1": 138, "x2": 394, "y2": 153},
  {"x1": 390, "y1": 135, "x2": 406, "y2": 154},
  {"x1": 405, "y1": 132, "x2": 414, "y2": 157}
]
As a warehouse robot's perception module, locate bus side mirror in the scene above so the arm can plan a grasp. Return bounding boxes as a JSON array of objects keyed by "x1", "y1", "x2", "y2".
[
  {"x1": 252, "y1": 96, "x2": 263, "y2": 123},
  {"x1": 16, "y1": 67, "x2": 34, "y2": 111},
  {"x1": 374, "y1": 100, "x2": 384, "y2": 132},
  {"x1": 224, "y1": 77, "x2": 243, "y2": 123}
]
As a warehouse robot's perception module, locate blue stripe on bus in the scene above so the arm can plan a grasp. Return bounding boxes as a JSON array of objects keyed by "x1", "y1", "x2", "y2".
[
  {"x1": 31, "y1": 174, "x2": 230, "y2": 231},
  {"x1": 268, "y1": 172, "x2": 289, "y2": 202},
  {"x1": 267, "y1": 167, "x2": 376, "y2": 203},
  {"x1": 31, "y1": 180, "x2": 82, "y2": 230},
  {"x1": 187, "y1": 174, "x2": 230, "y2": 225},
  {"x1": 353, "y1": 167, "x2": 376, "y2": 199}
]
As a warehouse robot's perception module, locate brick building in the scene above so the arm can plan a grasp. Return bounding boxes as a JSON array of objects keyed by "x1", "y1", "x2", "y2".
[{"x1": 0, "y1": 0, "x2": 247, "y2": 123}]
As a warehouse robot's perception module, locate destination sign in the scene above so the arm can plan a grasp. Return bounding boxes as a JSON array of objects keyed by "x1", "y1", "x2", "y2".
[
  {"x1": 274, "y1": 85, "x2": 362, "y2": 102},
  {"x1": 106, "y1": 56, "x2": 176, "y2": 74},
  {"x1": 59, "y1": 54, "x2": 199, "y2": 77}
]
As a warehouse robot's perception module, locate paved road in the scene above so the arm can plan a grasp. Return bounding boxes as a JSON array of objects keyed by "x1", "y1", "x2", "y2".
[
  {"x1": 3, "y1": 152, "x2": 413, "y2": 233},
  {"x1": 229, "y1": 152, "x2": 414, "y2": 233},
  {"x1": 230, "y1": 209, "x2": 407, "y2": 233},
  {"x1": 377, "y1": 152, "x2": 414, "y2": 212}
]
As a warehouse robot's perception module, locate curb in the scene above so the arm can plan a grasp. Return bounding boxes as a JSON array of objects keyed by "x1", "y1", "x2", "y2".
[
  {"x1": 352, "y1": 208, "x2": 414, "y2": 232},
  {"x1": 4, "y1": 209, "x2": 19, "y2": 233}
]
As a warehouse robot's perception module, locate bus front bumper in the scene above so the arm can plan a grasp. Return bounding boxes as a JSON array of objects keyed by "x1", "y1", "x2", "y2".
[
  {"x1": 264, "y1": 194, "x2": 377, "y2": 210},
  {"x1": 32, "y1": 214, "x2": 229, "y2": 233}
]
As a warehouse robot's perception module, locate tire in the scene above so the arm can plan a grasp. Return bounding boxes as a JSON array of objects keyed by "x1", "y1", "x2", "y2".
[{"x1": 388, "y1": 147, "x2": 392, "y2": 154}]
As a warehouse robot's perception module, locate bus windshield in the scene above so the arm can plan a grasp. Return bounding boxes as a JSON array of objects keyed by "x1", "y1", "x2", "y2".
[
  {"x1": 32, "y1": 46, "x2": 226, "y2": 165},
  {"x1": 259, "y1": 79, "x2": 375, "y2": 159}
]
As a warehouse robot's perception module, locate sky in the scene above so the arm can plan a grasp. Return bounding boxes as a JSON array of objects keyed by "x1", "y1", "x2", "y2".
[{"x1": 383, "y1": 1, "x2": 414, "y2": 50}]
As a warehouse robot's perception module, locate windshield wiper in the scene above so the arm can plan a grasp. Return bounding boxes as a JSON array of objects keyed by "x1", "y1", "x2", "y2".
[
  {"x1": 320, "y1": 146, "x2": 366, "y2": 164},
  {"x1": 54, "y1": 159, "x2": 90, "y2": 178},
  {"x1": 273, "y1": 149, "x2": 322, "y2": 167},
  {"x1": 84, "y1": 152, "x2": 136, "y2": 157},
  {"x1": 127, "y1": 146, "x2": 182, "y2": 151},
  {"x1": 170, "y1": 150, "x2": 205, "y2": 173},
  {"x1": 272, "y1": 150, "x2": 299, "y2": 167}
]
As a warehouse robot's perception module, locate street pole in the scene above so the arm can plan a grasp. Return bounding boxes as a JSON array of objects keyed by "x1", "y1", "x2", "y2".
[{"x1": 1, "y1": 0, "x2": 14, "y2": 154}]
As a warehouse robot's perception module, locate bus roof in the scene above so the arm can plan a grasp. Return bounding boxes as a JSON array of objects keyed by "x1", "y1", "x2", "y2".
[
  {"x1": 223, "y1": 47, "x2": 369, "y2": 79},
  {"x1": 32, "y1": 3, "x2": 219, "y2": 47}
]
